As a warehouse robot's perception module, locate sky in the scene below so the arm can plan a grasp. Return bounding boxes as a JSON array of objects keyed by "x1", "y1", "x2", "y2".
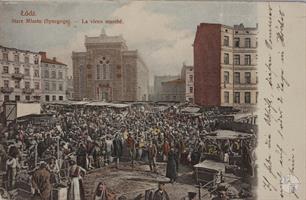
[{"x1": 0, "y1": 1, "x2": 257, "y2": 85}]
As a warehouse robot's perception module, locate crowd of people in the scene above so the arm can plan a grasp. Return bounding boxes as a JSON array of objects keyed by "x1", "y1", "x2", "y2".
[{"x1": 0, "y1": 103, "x2": 256, "y2": 200}]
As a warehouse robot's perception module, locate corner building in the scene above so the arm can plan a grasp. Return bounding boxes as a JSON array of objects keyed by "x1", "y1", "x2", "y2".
[
  {"x1": 194, "y1": 23, "x2": 258, "y2": 108},
  {"x1": 0, "y1": 45, "x2": 41, "y2": 103},
  {"x1": 72, "y1": 30, "x2": 149, "y2": 102}
]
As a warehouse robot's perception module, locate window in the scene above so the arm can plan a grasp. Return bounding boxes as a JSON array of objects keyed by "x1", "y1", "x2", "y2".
[
  {"x1": 96, "y1": 65, "x2": 100, "y2": 79},
  {"x1": 45, "y1": 95, "x2": 50, "y2": 102},
  {"x1": 59, "y1": 96, "x2": 63, "y2": 101},
  {"x1": 34, "y1": 82, "x2": 40, "y2": 90},
  {"x1": 223, "y1": 36, "x2": 229, "y2": 46},
  {"x1": 3, "y1": 52, "x2": 8, "y2": 61},
  {"x1": 52, "y1": 95, "x2": 56, "y2": 101},
  {"x1": 234, "y1": 37, "x2": 240, "y2": 47},
  {"x1": 245, "y1": 92, "x2": 251, "y2": 104},
  {"x1": 4, "y1": 95, "x2": 9, "y2": 101},
  {"x1": 34, "y1": 69, "x2": 40, "y2": 77},
  {"x1": 245, "y1": 38, "x2": 251, "y2": 48},
  {"x1": 98, "y1": 57, "x2": 111, "y2": 80},
  {"x1": 189, "y1": 75, "x2": 193, "y2": 82},
  {"x1": 234, "y1": 55, "x2": 240, "y2": 65},
  {"x1": 15, "y1": 95, "x2": 20, "y2": 101},
  {"x1": 103, "y1": 64, "x2": 107, "y2": 80},
  {"x1": 34, "y1": 57, "x2": 39, "y2": 64},
  {"x1": 224, "y1": 91, "x2": 229, "y2": 103},
  {"x1": 44, "y1": 70, "x2": 49, "y2": 78},
  {"x1": 14, "y1": 54, "x2": 19, "y2": 62},
  {"x1": 25, "y1": 96, "x2": 30, "y2": 101},
  {"x1": 4, "y1": 80, "x2": 9, "y2": 88},
  {"x1": 52, "y1": 82, "x2": 56, "y2": 91},
  {"x1": 25, "y1": 81, "x2": 30, "y2": 89},
  {"x1": 14, "y1": 80, "x2": 20, "y2": 89},
  {"x1": 234, "y1": 72, "x2": 240, "y2": 84},
  {"x1": 34, "y1": 96, "x2": 40, "y2": 101},
  {"x1": 245, "y1": 55, "x2": 251, "y2": 65},
  {"x1": 224, "y1": 71, "x2": 229, "y2": 84},
  {"x1": 24, "y1": 56, "x2": 29, "y2": 64},
  {"x1": 189, "y1": 87, "x2": 193, "y2": 93},
  {"x1": 245, "y1": 72, "x2": 251, "y2": 84},
  {"x1": 58, "y1": 71, "x2": 63, "y2": 79},
  {"x1": 3, "y1": 66, "x2": 9, "y2": 74},
  {"x1": 24, "y1": 68, "x2": 30, "y2": 76},
  {"x1": 256, "y1": 72, "x2": 258, "y2": 83},
  {"x1": 51, "y1": 71, "x2": 56, "y2": 79},
  {"x1": 14, "y1": 67, "x2": 20, "y2": 74},
  {"x1": 44, "y1": 82, "x2": 49, "y2": 91},
  {"x1": 224, "y1": 53, "x2": 229, "y2": 64},
  {"x1": 256, "y1": 92, "x2": 258, "y2": 103},
  {"x1": 234, "y1": 92, "x2": 240, "y2": 103},
  {"x1": 58, "y1": 83, "x2": 63, "y2": 91}
]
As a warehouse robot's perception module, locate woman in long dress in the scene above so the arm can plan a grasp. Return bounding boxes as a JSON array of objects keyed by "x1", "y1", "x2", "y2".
[{"x1": 68, "y1": 160, "x2": 86, "y2": 200}]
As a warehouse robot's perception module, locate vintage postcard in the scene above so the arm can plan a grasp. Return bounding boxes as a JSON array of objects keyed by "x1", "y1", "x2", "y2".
[{"x1": 0, "y1": 0, "x2": 305, "y2": 200}]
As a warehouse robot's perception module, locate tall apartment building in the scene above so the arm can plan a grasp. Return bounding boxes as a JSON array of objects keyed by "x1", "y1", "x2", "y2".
[
  {"x1": 72, "y1": 30, "x2": 149, "y2": 101},
  {"x1": 194, "y1": 23, "x2": 258, "y2": 108},
  {"x1": 181, "y1": 64, "x2": 194, "y2": 102},
  {"x1": 0, "y1": 45, "x2": 41, "y2": 103},
  {"x1": 39, "y1": 52, "x2": 68, "y2": 102}
]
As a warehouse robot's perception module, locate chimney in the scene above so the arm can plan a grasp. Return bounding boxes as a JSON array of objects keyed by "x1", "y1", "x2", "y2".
[
  {"x1": 53, "y1": 57, "x2": 56, "y2": 61},
  {"x1": 39, "y1": 51, "x2": 46, "y2": 59}
]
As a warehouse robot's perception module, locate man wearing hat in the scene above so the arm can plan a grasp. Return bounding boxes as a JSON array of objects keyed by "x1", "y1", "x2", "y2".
[
  {"x1": 126, "y1": 133, "x2": 136, "y2": 168},
  {"x1": 112, "y1": 134, "x2": 123, "y2": 169},
  {"x1": 148, "y1": 141, "x2": 157, "y2": 173},
  {"x1": 31, "y1": 161, "x2": 52, "y2": 200},
  {"x1": 152, "y1": 182, "x2": 169, "y2": 200},
  {"x1": 76, "y1": 143, "x2": 87, "y2": 170}
]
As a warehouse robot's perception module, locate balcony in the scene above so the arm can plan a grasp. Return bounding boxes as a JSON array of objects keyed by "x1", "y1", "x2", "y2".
[
  {"x1": 12, "y1": 73, "x2": 24, "y2": 79},
  {"x1": 22, "y1": 88, "x2": 34, "y2": 94},
  {"x1": 1, "y1": 87, "x2": 14, "y2": 93}
]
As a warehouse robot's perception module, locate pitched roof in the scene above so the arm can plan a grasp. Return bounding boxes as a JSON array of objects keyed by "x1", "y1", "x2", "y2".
[{"x1": 39, "y1": 52, "x2": 67, "y2": 66}]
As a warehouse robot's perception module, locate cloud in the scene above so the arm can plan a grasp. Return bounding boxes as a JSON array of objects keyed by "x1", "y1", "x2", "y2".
[{"x1": 108, "y1": 2, "x2": 194, "y2": 79}]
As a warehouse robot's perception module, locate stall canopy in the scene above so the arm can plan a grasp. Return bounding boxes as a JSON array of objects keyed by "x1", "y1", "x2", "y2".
[
  {"x1": 17, "y1": 102, "x2": 41, "y2": 118},
  {"x1": 45, "y1": 100, "x2": 74, "y2": 105},
  {"x1": 203, "y1": 129, "x2": 253, "y2": 140},
  {"x1": 83, "y1": 101, "x2": 130, "y2": 108},
  {"x1": 181, "y1": 106, "x2": 200, "y2": 113},
  {"x1": 70, "y1": 101, "x2": 91, "y2": 105}
]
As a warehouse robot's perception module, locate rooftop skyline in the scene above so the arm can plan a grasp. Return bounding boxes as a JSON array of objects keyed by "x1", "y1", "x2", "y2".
[{"x1": 0, "y1": 1, "x2": 257, "y2": 84}]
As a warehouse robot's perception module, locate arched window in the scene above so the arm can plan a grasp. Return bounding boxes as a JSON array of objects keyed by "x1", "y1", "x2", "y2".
[
  {"x1": 97, "y1": 64, "x2": 100, "y2": 79},
  {"x1": 97, "y1": 56, "x2": 111, "y2": 80}
]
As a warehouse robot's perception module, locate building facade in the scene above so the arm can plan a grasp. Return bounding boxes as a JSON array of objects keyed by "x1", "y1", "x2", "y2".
[
  {"x1": 194, "y1": 23, "x2": 258, "y2": 108},
  {"x1": 39, "y1": 52, "x2": 68, "y2": 102},
  {"x1": 0, "y1": 45, "x2": 41, "y2": 103},
  {"x1": 181, "y1": 64, "x2": 194, "y2": 102},
  {"x1": 72, "y1": 30, "x2": 149, "y2": 102},
  {"x1": 160, "y1": 79, "x2": 185, "y2": 102},
  {"x1": 153, "y1": 75, "x2": 180, "y2": 102}
]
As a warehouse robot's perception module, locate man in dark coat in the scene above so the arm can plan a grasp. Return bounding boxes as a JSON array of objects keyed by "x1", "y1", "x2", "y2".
[
  {"x1": 152, "y1": 182, "x2": 170, "y2": 200},
  {"x1": 76, "y1": 143, "x2": 87, "y2": 169},
  {"x1": 31, "y1": 162, "x2": 52, "y2": 200},
  {"x1": 166, "y1": 148, "x2": 178, "y2": 183},
  {"x1": 148, "y1": 141, "x2": 157, "y2": 173},
  {"x1": 112, "y1": 134, "x2": 123, "y2": 168}
]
